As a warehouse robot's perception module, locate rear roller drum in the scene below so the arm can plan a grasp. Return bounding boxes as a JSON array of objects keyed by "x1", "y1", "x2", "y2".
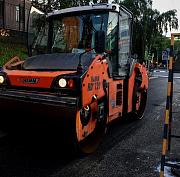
[
  {"x1": 76, "y1": 98, "x2": 107, "y2": 154},
  {"x1": 132, "y1": 82, "x2": 147, "y2": 119}
]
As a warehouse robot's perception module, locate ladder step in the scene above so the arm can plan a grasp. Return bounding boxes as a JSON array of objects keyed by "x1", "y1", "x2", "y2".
[
  {"x1": 165, "y1": 163, "x2": 180, "y2": 169},
  {"x1": 172, "y1": 112, "x2": 180, "y2": 114},
  {"x1": 171, "y1": 135, "x2": 180, "y2": 138}
]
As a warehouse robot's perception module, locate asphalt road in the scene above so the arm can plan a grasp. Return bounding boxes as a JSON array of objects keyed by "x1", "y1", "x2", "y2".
[{"x1": 0, "y1": 73, "x2": 180, "y2": 177}]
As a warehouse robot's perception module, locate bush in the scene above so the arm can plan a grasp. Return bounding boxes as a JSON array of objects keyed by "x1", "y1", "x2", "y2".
[{"x1": 0, "y1": 38, "x2": 29, "y2": 66}]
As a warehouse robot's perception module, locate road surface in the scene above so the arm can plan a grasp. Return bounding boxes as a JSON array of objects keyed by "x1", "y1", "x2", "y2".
[{"x1": 0, "y1": 71, "x2": 180, "y2": 177}]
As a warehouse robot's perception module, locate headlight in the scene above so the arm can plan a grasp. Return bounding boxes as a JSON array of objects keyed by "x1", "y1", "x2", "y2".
[
  {"x1": 0, "y1": 76, "x2": 4, "y2": 84},
  {"x1": 59, "y1": 78, "x2": 67, "y2": 87}
]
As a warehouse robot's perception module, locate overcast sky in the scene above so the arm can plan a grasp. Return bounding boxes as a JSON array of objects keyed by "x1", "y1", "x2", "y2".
[{"x1": 152, "y1": 0, "x2": 180, "y2": 37}]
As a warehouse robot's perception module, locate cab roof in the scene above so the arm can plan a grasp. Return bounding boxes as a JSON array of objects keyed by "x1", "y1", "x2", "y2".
[{"x1": 47, "y1": 4, "x2": 120, "y2": 18}]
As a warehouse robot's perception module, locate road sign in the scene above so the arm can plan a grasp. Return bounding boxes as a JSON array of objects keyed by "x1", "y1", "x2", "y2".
[
  {"x1": 162, "y1": 51, "x2": 168, "y2": 60},
  {"x1": 148, "y1": 56, "x2": 152, "y2": 61},
  {"x1": 166, "y1": 48, "x2": 170, "y2": 52}
]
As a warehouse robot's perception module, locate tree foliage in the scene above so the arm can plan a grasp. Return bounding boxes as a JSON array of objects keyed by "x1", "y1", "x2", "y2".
[{"x1": 120, "y1": 0, "x2": 178, "y2": 60}]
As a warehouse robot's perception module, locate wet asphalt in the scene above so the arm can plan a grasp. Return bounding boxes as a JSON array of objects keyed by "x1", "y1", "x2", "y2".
[{"x1": 0, "y1": 76, "x2": 180, "y2": 177}]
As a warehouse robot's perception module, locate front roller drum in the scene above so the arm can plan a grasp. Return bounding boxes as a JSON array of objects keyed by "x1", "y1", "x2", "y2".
[
  {"x1": 0, "y1": 93, "x2": 107, "y2": 154},
  {"x1": 76, "y1": 98, "x2": 107, "y2": 153}
]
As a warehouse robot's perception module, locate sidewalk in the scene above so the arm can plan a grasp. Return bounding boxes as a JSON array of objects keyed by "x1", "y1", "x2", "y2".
[
  {"x1": 148, "y1": 68, "x2": 168, "y2": 78},
  {"x1": 153, "y1": 69, "x2": 168, "y2": 72}
]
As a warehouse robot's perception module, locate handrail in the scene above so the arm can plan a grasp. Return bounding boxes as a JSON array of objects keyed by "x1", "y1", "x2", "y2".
[{"x1": 4, "y1": 56, "x2": 21, "y2": 68}]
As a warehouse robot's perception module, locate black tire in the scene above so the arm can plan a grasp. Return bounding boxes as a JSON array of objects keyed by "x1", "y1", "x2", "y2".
[{"x1": 132, "y1": 82, "x2": 147, "y2": 119}]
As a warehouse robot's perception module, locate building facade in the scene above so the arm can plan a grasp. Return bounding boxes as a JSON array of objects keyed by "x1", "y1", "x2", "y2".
[{"x1": 0, "y1": 0, "x2": 31, "y2": 41}]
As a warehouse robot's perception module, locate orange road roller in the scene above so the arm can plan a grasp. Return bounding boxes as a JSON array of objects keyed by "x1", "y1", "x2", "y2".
[{"x1": 0, "y1": 4, "x2": 148, "y2": 153}]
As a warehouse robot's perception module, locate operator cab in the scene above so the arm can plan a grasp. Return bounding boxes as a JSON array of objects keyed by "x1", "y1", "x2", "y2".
[{"x1": 28, "y1": 4, "x2": 133, "y2": 77}]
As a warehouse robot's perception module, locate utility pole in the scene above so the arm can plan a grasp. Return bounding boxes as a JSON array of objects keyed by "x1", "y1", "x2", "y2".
[
  {"x1": 166, "y1": 48, "x2": 170, "y2": 72},
  {"x1": 23, "y1": 0, "x2": 25, "y2": 32},
  {"x1": 156, "y1": 47, "x2": 158, "y2": 69}
]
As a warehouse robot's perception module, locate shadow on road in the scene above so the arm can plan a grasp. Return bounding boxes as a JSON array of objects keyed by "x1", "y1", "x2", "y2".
[{"x1": 0, "y1": 112, "x2": 145, "y2": 177}]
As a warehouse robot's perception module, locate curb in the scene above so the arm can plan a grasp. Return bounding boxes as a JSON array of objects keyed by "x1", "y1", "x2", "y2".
[{"x1": 154, "y1": 70, "x2": 167, "y2": 73}]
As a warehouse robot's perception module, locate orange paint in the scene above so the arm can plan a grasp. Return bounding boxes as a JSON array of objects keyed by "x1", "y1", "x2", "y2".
[
  {"x1": 4, "y1": 69, "x2": 76, "y2": 88},
  {"x1": 76, "y1": 101, "x2": 98, "y2": 142}
]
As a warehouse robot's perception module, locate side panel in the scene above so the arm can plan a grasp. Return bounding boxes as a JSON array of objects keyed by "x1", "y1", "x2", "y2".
[
  {"x1": 81, "y1": 55, "x2": 124, "y2": 123},
  {"x1": 82, "y1": 55, "x2": 108, "y2": 107},
  {"x1": 127, "y1": 67, "x2": 136, "y2": 113},
  {"x1": 108, "y1": 80, "x2": 123, "y2": 122},
  {"x1": 81, "y1": 57, "x2": 148, "y2": 123}
]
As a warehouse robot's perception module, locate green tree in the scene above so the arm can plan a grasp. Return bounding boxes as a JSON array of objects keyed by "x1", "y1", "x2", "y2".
[
  {"x1": 150, "y1": 35, "x2": 171, "y2": 63},
  {"x1": 120, "y1": 0, "x2": 178, "y2": 61}
]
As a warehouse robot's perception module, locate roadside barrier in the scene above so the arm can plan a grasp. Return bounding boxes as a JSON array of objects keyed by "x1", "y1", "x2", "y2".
[{"x1": 160, "y1": 33, "x2": 180, "y2": 177}]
